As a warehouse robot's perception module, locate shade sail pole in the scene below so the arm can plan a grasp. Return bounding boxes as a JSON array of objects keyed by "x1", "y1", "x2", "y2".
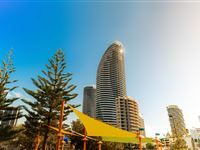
[
  {"x1": 98, "y1": 141, "x2": 103, "y2": 150},
  {"x1": 156, "y1": 136, "x2": 159, "y2": 150},
  {"x1": 137, "y1": 131, "x2": 142, "y2": 150},
  {"x1": 83, "y1": 127, "x2": 87, "y2": 150},
  {"x1": 34, "y1": 134, "x2": 41, "y2": 150},
  {"x1": 160, "y1": 142, "x2": 163, "y2": 150},
  {"x1": 61, "y1": 136, "x2": 65, "y2": 150}
]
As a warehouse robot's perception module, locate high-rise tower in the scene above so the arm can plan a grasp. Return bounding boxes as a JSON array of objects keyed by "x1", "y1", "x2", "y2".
[
  {"x1": 167, "y1": 105, "x2": 187, "y2": 137},
  {"x1": 82, "y1": 85, "x2": 96, "y2": 118},
  {"x1": 96, "y1": 41, "x2": 127, "y2": 126}
]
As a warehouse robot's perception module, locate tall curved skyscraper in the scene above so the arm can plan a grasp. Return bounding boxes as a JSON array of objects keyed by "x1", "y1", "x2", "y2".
[{"x1": 96, "y1": 41, "x2": 127, "y2": 126}]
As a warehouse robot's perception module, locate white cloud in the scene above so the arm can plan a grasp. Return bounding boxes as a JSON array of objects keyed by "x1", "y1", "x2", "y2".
[
  {"x1": 7, "y1": 91, "x2": 25, "y2": 99},
  {"x1": 145, "y1": 123, "x2": 171, "y2": 138},
  {"x1": 145, "y1": 124, "x2": 157, "y2": 137}
]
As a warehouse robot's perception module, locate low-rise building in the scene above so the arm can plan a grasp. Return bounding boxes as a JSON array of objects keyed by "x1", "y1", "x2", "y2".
[
  {"x1": 190, "y1": 128, "x2": 200, "y2": 150},
  {"x1": 1, "y1": 107, "x2": 19, "y2": 127}
]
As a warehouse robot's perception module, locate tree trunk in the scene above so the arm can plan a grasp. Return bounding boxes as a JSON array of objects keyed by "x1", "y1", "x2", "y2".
[
  {"x1": 42, "y1": 128, "x2": 49, "y2": 150},
  {"x1": 42, "y1": 109, "x2": 52, "y2": 150}
]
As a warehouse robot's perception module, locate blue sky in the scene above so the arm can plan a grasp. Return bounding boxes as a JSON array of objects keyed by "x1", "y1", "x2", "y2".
[{"x1": 1, "y1": 1, "x2": 200, "y2": 137}]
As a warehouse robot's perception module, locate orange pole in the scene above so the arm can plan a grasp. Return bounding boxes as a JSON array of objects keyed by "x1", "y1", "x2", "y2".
[
  {"x1": 34, "y1": 135, "x2": 41, "y2": 150},
  {"x1": 83, "y1": 127, "x2": 87, "y2": 150},
  {"x1": 156, "y1": 137, "x2": 159, "y2": 150},
  {"x1": 160, "y1": 143, "x2": 163, "y2": 150},
  {"x1": 98, "y1": 141, "x2": 103, "y2": 150},
  {"x1": 139, "y1": 136, "x2": 142, "y2": 150},
  {"x1": 137, "y1": 131, "x2": 142, "y2": 150},
  {"x1": 56, "y1": 100, "x2": 65, "y2": 150},
  {"x1": 61, "y1": 136, "x2": 64, "y2": 150}
]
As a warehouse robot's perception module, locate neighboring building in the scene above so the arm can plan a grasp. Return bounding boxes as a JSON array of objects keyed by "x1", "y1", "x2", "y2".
[
  {"x1": 115, "y1": 96, "x2": 146, "y2": 149},
  {"x1": 184, "y1": 135, "x2": 194, "y2": 150},
  {"x1": 96, "y1": 41, "x2": 127, "y2": 126},
  {"x1": 82, "y1": 85, "x2": 96, "y2": 118},
  {"x1": 160, "y1": 135, "x2": 170, "y2": 149},
  {"x1": 1, "y1": 107, "x2": 19, "y2": 127},
  {"x1": 167, "y1": 105, "x2": 187, "y2": 138},
  {"x1": 116, "y1": 96, "x2": 140, "y2": 132},
  {"x1": 190, "y1": 128, "x2": 200, "y2": 150}
]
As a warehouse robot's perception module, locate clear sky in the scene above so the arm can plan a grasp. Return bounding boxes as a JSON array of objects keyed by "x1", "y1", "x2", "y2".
[{"x1": 1, "y1": 0, "x2": 200, "y2": 137}]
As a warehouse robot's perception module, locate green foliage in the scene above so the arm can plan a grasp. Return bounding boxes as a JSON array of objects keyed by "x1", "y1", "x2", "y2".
[
  {"x1": 70, "y1": 119, "x2": 98, "y2": 150},
  {"x1": 145, "y1": 143, "x2": 156, "y2": 149},
  {"x1": 170, "y1": 138, "x2": 189, "y2": 150},
  {"x1": 70, "y1": 119, "x2": 99, "y2": 150},
  {"x1": 101, "y1": 141, "x2": 124, "y2": 150},
  {"x1": 0, "y1": 125, "x2": 26, "y2": 150},
  {"x1": 0, "y1": 125, "x2": 23, "y2": 141},
  {"x1": 22, "y1": 50, "x2": 78, "y2": 149},
  {"x1": 70, "y1": 119, "x2": 86, "y2": 150},
  {"x1": 70, "y1": 119, "x2": 124, "y2": 150},
  {"x1": 0, "y1": 50, "x2": 22, "y2": 142},
  {"x1": 0, "y1": 50, "x2": 17, "y2": 110}
]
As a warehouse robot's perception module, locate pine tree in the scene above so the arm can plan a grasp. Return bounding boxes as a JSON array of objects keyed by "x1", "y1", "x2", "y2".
[
  {"x1": 22, "y1": 50, "x2": 78, "y2": 150},
  {"x1": 0, "y1": 50, "x2": 22, "y2": 141}
]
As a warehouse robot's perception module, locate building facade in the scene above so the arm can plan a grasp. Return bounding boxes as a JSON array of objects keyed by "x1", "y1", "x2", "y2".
[
  {"x1": 167, "y1": 105, "x2": 187, "y2": 138},
  {"x1": 96, "y1": 41, "x2": 127, "y2": 126},
  {"x1": 116, "y1": 96, "x2": 140, "y2": 132},
  {"x1": 1, "y1": 107, "x2": 19, "y2": 127},
  {"x1": 82, "y1": 85, "x2": 96, "y2": 118},
  {"x1": 190, "y1": 128, "x2": 200, "y2": 150}
]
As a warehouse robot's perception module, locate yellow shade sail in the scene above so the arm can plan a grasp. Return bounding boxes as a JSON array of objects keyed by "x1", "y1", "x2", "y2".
[
  {"x1": 68, "y1": 104, "x2": 137, "y2": 138},
  {"x1": 102, "y1": 137, "x2": 154, "y2": 143}
]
